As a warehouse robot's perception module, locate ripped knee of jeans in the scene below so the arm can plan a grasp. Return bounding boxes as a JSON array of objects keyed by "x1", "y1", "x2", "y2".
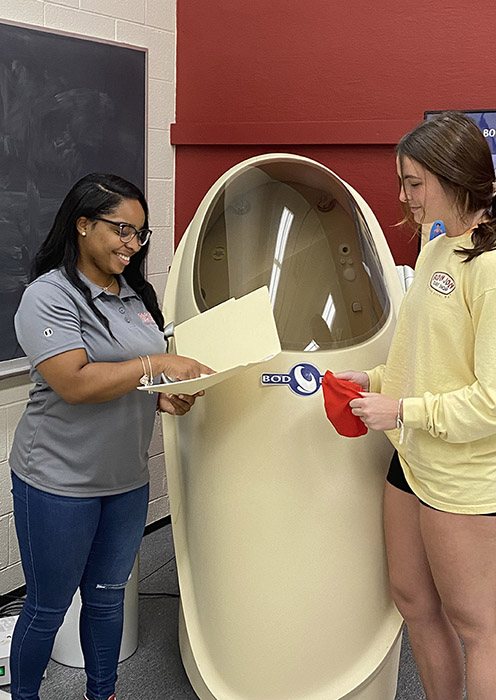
[{"x1": 95, "y1": 573, "x2": 131, "y2": 590}]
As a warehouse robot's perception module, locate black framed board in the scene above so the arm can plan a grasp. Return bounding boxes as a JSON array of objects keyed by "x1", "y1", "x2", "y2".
[{"x1": 0, "y1": 21, "x2": 146, "y2": 376}]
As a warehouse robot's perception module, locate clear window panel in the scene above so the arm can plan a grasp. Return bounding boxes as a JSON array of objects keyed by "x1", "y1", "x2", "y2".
[{"x1": 193, "y1": 161, "x2": 390, "y2": 351}]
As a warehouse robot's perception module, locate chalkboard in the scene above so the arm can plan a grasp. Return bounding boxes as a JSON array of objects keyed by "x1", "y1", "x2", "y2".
[{"x1": 0, "y1": 21, "x2": 146, "y2": 373}]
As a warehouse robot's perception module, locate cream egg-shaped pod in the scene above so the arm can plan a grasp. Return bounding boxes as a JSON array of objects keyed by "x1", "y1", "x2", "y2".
[{"x1": 161, "y1": 153, "x2": 404, "y2": 700}]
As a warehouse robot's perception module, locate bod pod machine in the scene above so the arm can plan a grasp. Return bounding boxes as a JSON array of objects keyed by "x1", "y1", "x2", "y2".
[{"x1": 162, "y1": 154, "x2": 404, "y2": 700}]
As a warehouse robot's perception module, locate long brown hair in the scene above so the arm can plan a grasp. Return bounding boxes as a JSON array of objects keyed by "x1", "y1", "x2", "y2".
[{"x1": 396, "y1": 111, "x2": 496, "y2": 262}]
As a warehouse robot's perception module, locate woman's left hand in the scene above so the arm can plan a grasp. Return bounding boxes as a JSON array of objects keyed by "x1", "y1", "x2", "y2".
[
  {"x1": 348, "y1": 393, "x2": 399, "y2": 431},
  {"x1": 158, "y1": 390, "x2": 204, "y2": 416}
]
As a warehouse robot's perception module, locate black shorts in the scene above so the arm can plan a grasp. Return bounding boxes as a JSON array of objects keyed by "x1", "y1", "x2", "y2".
[{"x1": 386, "y1": 451, "x2": 496, "y2": 516}]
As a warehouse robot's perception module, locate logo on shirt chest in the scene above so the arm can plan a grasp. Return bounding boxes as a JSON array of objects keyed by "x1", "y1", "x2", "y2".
[
  {"x1": 138, "y1": 312, "x2": 157, "y2": 326},
  {"x1": 430, "y1": 271, "x2": 456, "y2": 295}
]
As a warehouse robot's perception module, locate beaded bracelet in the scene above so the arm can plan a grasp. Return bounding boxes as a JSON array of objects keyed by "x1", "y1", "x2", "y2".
[{"x1": 138, "y1": 355, "x2": 154, "y2": 394}]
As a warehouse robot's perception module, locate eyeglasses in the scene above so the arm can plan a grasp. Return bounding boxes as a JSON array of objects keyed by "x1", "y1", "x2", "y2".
[{"x1": 92, "y1": 217, "x2": 152, "y2": 246}]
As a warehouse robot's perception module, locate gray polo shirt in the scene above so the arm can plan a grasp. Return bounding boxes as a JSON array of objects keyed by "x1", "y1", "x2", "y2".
[{"x1": 9, "y1": 268, "x2": 165, "y2": 497}]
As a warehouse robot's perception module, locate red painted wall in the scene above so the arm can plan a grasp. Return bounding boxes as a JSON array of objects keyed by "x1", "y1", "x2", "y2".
[{"x1": 174, "y1": 1, "x2": 496, "y2": 266}]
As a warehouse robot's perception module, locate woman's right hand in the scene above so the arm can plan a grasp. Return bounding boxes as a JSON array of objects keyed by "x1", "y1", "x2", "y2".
[
  {"x1": 36, "y1": 350, "x2": 214, "y2": 406},
  {"x1": 160, "y1": 354, "x2": 214, "y2": 382},
  {"x1": 333, "y1": 370, "x2": 370, "y2": 392}
]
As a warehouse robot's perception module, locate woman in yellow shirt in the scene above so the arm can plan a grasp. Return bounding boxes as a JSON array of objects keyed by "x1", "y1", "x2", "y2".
[{"x1": 339, "y1": 111, "x2": 496, "y2": 700}]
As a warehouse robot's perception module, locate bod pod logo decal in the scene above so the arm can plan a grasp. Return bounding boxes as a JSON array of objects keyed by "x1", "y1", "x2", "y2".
[{"x1": 261, "y1": 363, "x2": 323, "y2": 396}]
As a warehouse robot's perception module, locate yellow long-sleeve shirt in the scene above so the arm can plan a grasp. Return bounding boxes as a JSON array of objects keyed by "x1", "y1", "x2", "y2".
[{"x1": 367, "y1": 230, "x2": 496, "y2": 513}]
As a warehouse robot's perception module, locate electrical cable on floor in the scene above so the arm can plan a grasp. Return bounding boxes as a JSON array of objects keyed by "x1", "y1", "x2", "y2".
[
  {"x1": 139, "y1": 591, "x2": 180, "y2": 598},
  {"x1": 0, "y1": 595, "x2": 25, "y2": 617},
  {"x1": 138, "y1": 553, "x2": 180, "y2": 597}
]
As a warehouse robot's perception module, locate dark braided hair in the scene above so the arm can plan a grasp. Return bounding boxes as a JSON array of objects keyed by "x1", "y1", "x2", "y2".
[
  {"x1": 30, "y1": 173, "x2": 164, "y2": 332},
  {"x1": 396, "y1": 111, "x2": 496, "y2": 262}
]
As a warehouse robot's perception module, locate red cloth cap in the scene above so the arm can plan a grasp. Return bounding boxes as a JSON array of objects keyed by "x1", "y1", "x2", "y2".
[{"x1": 322, "y1": 370, "x2": 367, "y2": 438}]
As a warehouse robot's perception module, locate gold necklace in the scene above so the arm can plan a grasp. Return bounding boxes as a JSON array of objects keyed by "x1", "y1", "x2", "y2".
[{"x1": 100, "y1": 276, "x2": 115, "y2": 292}]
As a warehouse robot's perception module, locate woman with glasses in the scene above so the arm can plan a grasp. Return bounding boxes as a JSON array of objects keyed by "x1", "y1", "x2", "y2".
[{"x1": 8, "y1": 173, "x2": 212, "y2": 700}]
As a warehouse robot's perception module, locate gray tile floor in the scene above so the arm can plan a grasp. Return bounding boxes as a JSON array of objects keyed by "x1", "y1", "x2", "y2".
[{"x1": 11, "y1": 522, "x2": 427, "y2": 700}]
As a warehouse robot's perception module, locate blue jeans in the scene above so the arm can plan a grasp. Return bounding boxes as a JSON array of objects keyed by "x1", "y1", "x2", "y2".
[{"x1": 10, "y1": 472, "x2": 149, "y2": 700}]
